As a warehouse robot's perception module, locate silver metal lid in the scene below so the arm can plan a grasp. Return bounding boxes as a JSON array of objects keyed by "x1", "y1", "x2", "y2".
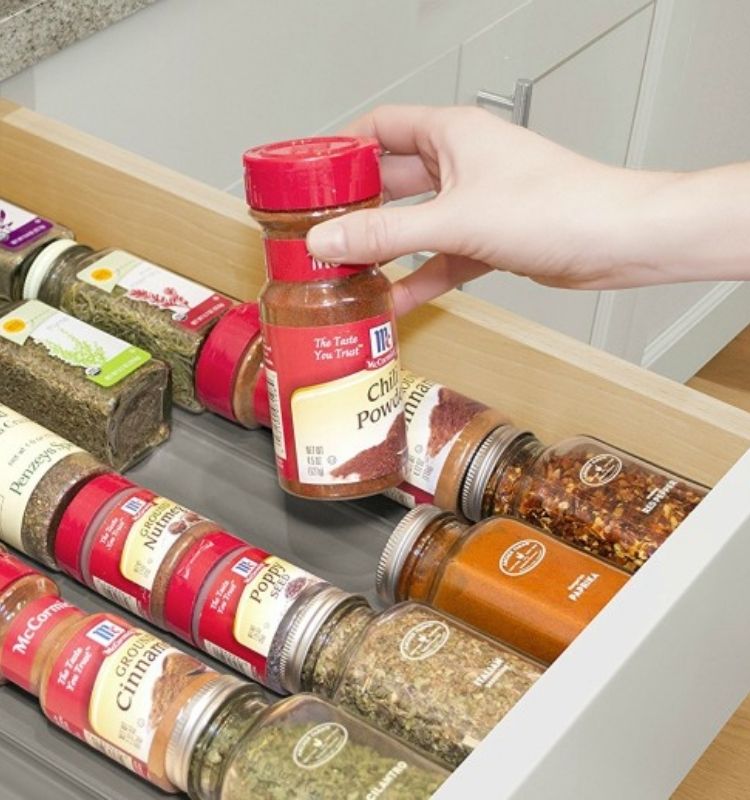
[
  {"x1": 376, "y1": 505, "x2": 446, "y2": 604},
  {"x1": 278, "y1": 585, "x2": 355, "y2": 694},
  {"x1": 165, "y1": 674, "x2": 244, "y2": 792},
  {"x1": 460, "y1": 424, "x2": 526, "y2": 522}
]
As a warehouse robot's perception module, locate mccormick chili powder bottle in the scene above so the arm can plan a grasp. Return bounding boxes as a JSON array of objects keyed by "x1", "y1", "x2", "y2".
[{"x1": 244, "y1": 137, "x2": 406, "y2": 500}]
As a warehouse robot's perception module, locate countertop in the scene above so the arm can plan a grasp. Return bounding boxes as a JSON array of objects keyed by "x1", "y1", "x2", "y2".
[{"x1": 0, "y1": 0, "x2": 156, "y2": 81}]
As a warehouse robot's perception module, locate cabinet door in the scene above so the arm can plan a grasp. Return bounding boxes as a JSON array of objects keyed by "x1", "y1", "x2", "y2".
[{"x1": 456, "y1": 2, "x2": 653, "y2": 341}]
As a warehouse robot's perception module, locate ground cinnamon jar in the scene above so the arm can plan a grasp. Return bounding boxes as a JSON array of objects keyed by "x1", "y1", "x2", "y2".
[
  {"x1": 461, "y1": 425, "x2": 707, "y2": 573},
  {"x1": 377, "y1": 505, "x2": 629, "y2": 664},
  {"x1": 244, "y1": 137, "x2": 406, "y2": 500}
]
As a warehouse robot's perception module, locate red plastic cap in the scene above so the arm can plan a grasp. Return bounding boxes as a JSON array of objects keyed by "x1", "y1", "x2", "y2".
[
  {"x1": 0, "y1": 548, "x2": 36, "y2": 595},
  {"x1": 243, "y1": 136, "x2": 382, "y2": 211},
  {"x1": 55, "y1": 472, "x2": 135, "y2": 580},
  {"x1": 196, "y1": 303, "x2": 262, "y2": 422}
]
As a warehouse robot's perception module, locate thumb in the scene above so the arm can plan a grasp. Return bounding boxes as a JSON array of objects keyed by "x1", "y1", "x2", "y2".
[{"x1": 306, "y1": 201, "x2": 446, "y2": 265}]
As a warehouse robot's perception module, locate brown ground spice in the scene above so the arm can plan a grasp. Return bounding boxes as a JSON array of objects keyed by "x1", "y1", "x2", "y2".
[
  {"x1": 427, "y1": 388, "x2": 488, "y2": 457},
  {"x1": 332, "y1": 413, "x2": 406, "y2": 482}
]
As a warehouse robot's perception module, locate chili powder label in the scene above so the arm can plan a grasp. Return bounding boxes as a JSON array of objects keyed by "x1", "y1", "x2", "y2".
[{"x1": 0, "y1": 201, "x2": 52, "y2": 250}]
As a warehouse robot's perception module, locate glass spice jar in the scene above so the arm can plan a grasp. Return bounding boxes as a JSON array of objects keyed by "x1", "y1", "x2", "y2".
[
  {"x1": 279, "y1": 587, "x2": 543, "y2": 769},
  {"x1": 0, "y1": 546, "x2": 84, "y2": 694},
  {"x1": 378, "y1": 505, "x2": 630, "y2": 664},
  {"x1": 244, "y1": 137, "x2": 406, "y2": 500},
  {"x1": 23, "y1": 238, "x2": 235, "y2": 412},
  {"x1": 0, "y1": 298, "x2": 171, "y2": 469},
  {"x1": 194, "y1": 302, "x2": 265, "y2": 429},
  {"x1": 462, "y1": 425, "x2": 708, "y2": 573},
  {"x1": 0, "y1": 403, "x2": 106, "y2": 568},
  {"x1": 54, "y1": 472, "x2": 227, "y2": 624},
  {"x1": 168, "y1": 681, "x2": 447, "y2": 800},
  {"x1": 0, "y1": 199, "x2": 73, "y2": 304}
]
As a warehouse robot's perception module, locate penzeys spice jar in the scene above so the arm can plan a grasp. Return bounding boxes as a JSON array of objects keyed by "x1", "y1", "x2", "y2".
[
  {"x1": 378, "y1": 505, "x2": 629, "y2": 664},
  {"x1": 244, "y1": 137, "x2": 407, "y2": 500},
  {"x1": 462, "y1": 425, "x2": 708, "y2": 573}
]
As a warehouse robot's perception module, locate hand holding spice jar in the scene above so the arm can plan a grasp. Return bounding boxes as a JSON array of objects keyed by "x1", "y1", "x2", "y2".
[
  {"x1": 244, "y1": 137, "x2": 407, "y2": 499},
  {"x1": 378, "y1": 505, "x2": 629, "y2": 664},
  {"x1": 462, "y1": 425, "x2": 707, "y2": 573}
]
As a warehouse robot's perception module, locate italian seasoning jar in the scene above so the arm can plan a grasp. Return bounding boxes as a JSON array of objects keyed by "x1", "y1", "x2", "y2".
[
  {"x1": 0, "y1": 547, "x2": 84, "y2": 694},
  {"x1": 0, "y1": 297, "x2": 171, "y2": 469},
  {"x1": 378, "y1": 505, "x2": 629, "y2": 664},
  {"x1": 279, "y1": 587, "x2": 543, "y2": 769},
  {"x1": 462, "y1": 426, "x2": 708, "y2": 573},
  {"x1": 23, "y1": 238, "x2": 234, "y2": 412},
  {"x1": 168, "y1": 680, "x2": 447, "y2": 799},
  {"x1": 0, "y1": 198, "x2": 73, "y2": 304},
  {"x1": 0, "y1": 404, "x2": 106, "y2": 568},
  {"x1": 244, "y1": 137, "x2": 407, "y2": 500}
]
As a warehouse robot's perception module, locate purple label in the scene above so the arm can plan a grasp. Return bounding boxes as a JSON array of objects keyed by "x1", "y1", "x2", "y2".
[{"x1": 0, "y1": 218, "x2": 53, "y2": 250}]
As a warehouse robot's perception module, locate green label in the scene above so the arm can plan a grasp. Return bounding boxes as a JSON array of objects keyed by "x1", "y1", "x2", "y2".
[{"x1": 89, "y1": 346, "x2": 151, "y2": 388}]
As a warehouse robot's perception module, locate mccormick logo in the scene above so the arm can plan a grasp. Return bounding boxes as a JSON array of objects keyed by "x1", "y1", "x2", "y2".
[
  {"x1": 86, "y1": 620, "x2": 127, "y2": 647},
  {"x1": 121, "y1": 496, "x2": 148, "y2": 516},
  {"x1": 369, "y1": 322, "x2": 393, "y2": 359},
  {"x1": 232, "y1": 556, "x2": 259, "y2": 580}
]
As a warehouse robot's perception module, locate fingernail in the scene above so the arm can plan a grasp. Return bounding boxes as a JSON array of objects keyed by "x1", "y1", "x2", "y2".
[{"x1": 308, "y1": 223, "x2": 346, "y2": 259}]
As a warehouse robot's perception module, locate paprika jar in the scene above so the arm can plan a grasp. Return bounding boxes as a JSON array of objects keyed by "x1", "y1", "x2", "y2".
[
  {"x1": 279, "y1": 587, "x2": 543, "y2": 769},
  {"x1": 23, "y1": 238, "x2": 235, "y2": 412},
  {"x1": 461, "y1": 425, "x2": 708, "y2": 573},
  {"x1": 0, "y1": 199, "x2": 73, "y2": 304},
  {"x1": 0, "y1": 547, "x2": 84, "y2": 694},
  {"x1": 244, "y1": 137, "x2": 406, "y2": 500},
  {"x1": 169, "y1": 680, "x2": 447, "y2": 800},
  {"x1": 378, "y1": 505, "x2": 629, "y2": 664}
]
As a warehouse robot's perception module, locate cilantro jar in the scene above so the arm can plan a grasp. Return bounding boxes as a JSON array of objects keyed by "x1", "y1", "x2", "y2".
[
  {"x1": 244, "y1": 137, "x2": 406, "y2": 500},
  {"x1": 23, "y1": 239, "x2": 234, "y2": 412},
  {"x1": 461, "y1": 425, "x2": 708, "y2": 573}
]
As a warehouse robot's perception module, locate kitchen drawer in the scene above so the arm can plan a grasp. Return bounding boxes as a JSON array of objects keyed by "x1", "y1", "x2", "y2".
[{"x1": 2, "y1": 99, "x2": 750, "y2": 799}]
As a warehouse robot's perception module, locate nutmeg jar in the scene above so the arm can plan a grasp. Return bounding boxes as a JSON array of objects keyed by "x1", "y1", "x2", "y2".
[{"x1": 462, "y1": 425, "x2": 707, "y2": 573}]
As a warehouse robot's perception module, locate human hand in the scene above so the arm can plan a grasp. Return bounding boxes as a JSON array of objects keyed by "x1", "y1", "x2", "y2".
[{"x1": 306, "y1": 105, "x2": 672, "y2": 314}]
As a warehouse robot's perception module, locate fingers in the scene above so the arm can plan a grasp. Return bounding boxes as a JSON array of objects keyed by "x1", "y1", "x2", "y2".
[
  {"x1": 381, "y1": 154, "x2": 436, "y2": 201},
  {"x1": 341, "y1": 105, "x2": 437, "y2": 154},
  {"x1": 391, "y1": 253, "x2": 492, "y2": 315},
  {"x1": 307, "y1": 201, "x2": 448, "y2": 264}
]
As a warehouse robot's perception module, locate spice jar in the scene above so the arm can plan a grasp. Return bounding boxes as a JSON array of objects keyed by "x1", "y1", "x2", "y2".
[
  {"x1": 23, "y1": 239, "x2": 234, "y2": 412},
  {"x1": 191, "y1": 545, "x2": 326, "y2": 690},
  {"x1": 0, "y1": 199, "x2": 73, "y2": 304},
  {"x1": 0, "y1": 403, "x2": 106, "y2": 568},
  {"x1": 195, "y1": 302, "x2": 264, "y2": 428},
  {"x1": 378, "y1": 505, "x2": 629, "y2": 664},
  {"x1": 168, "y1": 681, "x2": 447, "y2": 800},
  {"x1": 462, "y1": 425, "x2": 708, "y2": 573},
  {"x1": 244, "y1": 137, "x2": 406, "y2": 500},
  {"x1": 0, "y1": 298, "x2": 171, "y2": 469},
  {"x1": 54, "y1": 472, "x2": 227, "y2": 623},
  {"x1": 0, "y1": 546, "x2": 84, "y2": 694},
  {"x1": 280, "y1": 587, "x2": 543, "y2": 769}
]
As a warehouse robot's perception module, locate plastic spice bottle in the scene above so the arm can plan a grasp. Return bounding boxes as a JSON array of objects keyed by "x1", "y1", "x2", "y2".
[
  {"x1": 0, "y1": 547, "x2": 84, "y2": 694},
  {"x1": 278, "y1": 587, "x2": 543, "y2": 769},
  {"x1": 0, "y1": 298, "x2": 171, "y2": 469},
  {"x1": 54, "y1": 472, "x2": 228, "y2": 624},
  {"x1": 0, "y1": 403, "x2": 106, "y2": 568},
  {"x1": 167, "y1": 679, "x2": 447, "y2": 800},
  {"x1": 194, "y1": 302, "x2": 265, "y2": 429},
  {"x1": 377, "y1": 505, "x2": 630, "y2": 664},
  {"x1": 244, "y1": 137, "x2": 406, "y2": 500},
  {"x1": 22, "y1": 239, "x2": 234, "y2": 412},
  {"x1": 461, "y1": 425, "x2": 708, "y2": 573},
  {"x1": 0, "y1": 199, "x2": 73, "y2": 304}
]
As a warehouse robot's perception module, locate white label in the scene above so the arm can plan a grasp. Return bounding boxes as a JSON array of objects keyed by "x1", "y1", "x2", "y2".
[
  {"x1": 0, "y1": 200, "x2": 35, "y2": 238},
  {"x1": 83, "y1": 730, "x2": 137, "y2": 772},
  {"x1": 579, "y1": 454, "x2": 623, "y2": 487},
  {"x1": 265, "y1": 368, "x2": 286, "y2": 460},
  {"x1": 498, "y1": 539, "x2": 546, "y2": 577},
  {"x1": 399, "y1": 620, "x2": 450, "y2": 661},
  {"x1": 293, "y1": 723, "x2": 349, "y2": 770},
  {"x1": 92, "y1": 577, "x2": 141, "y2": 615},
  {"x1": 0, "y1": 404, "x2": 82, "y2": 550}
]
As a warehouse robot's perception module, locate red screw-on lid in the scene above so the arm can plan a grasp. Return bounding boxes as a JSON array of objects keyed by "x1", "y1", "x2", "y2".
[
  {"x1": 195, "y1": 303, "x2": 263, "y2": 423},
  {"x1": 55, "y1": 472, "x2": 135, "y2": 581},
  {"x1": 243, "y1": 136, "x2": 382, "y2": 212},
  {"x1": 0, "y1": 548, "x2": 36, "y2": 596}
]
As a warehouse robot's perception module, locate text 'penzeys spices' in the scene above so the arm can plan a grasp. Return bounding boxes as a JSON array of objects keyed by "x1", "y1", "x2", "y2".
[{"x1": 244, "y1": 137, "x2": 406, "y2": 500}]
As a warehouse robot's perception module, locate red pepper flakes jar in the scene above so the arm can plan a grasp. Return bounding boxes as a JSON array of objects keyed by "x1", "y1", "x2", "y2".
[
  {"x1": 54, "y1": 473, "x2": 223, "y2": 623},
  {"x1": 195, "y1": 302, "x2": 265, "y2": 429},
  {"x1": 0, "y1": 547, "x2": 83, "y2": 695},
  {"x1": 244, "y1": 137, "x2": 406, "y2": 500},
  {"x1": 461, "y1": 425, "x2": 708, "y2": 574}
]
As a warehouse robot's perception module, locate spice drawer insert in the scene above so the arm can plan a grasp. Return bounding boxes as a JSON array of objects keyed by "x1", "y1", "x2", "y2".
[{"x1": 2, "y1": 99, "x2": 750, "y2": 798}]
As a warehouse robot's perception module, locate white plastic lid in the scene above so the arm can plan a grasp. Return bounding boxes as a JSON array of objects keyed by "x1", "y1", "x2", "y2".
[{"x1": 23, "y1": 238, "x2": 78, "y2": 299}]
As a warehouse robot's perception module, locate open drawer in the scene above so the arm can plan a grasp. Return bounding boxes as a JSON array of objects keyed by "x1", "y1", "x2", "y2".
[{"x1": 2, "y1": 99, "x2": 750, "y2": 800}]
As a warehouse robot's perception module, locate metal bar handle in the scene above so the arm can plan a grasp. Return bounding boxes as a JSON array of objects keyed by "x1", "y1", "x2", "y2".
[{"x1": 476, "y1": 78, "x2": 533, "y2": 127}]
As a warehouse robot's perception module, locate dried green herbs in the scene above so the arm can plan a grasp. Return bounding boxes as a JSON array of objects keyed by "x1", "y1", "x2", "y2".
[{"x1": 0, "y1": 300, "x2": 170, "y2": 470}]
